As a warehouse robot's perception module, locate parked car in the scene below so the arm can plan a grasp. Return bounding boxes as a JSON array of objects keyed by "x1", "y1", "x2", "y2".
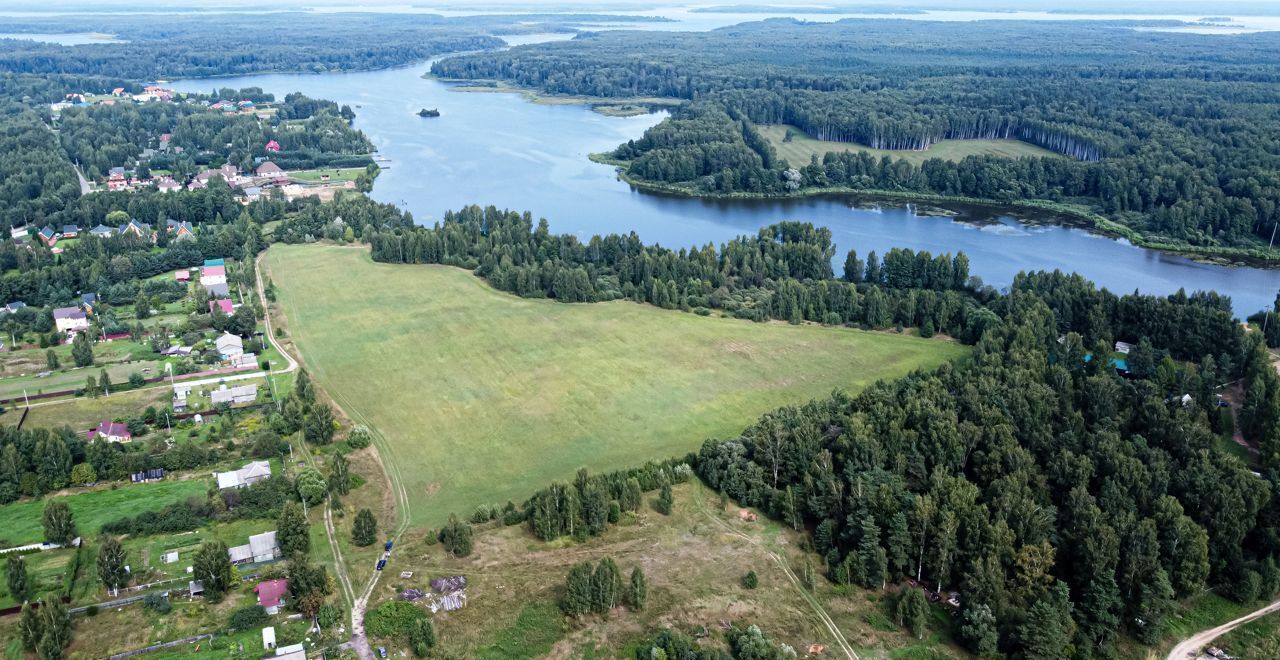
[
  {"x1": 376, "y1": 559, "x2": 387, "y2": 571},
  {"x1": 376, "y1": 648, "x2": 387, "y2": 658},
  {"x1": 385, "y1": 539, "x2": 394, "y2": 552}
]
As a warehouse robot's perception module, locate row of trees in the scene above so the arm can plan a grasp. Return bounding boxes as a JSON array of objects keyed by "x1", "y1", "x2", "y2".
[{"x1": 561, "y1": 558, "x2": 646, "y2": 616}]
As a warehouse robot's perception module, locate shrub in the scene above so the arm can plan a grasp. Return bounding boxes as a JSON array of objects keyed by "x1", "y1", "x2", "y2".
[
  {"x1": 346, "y1": 426, "x2": 372, "y2": 449},
  {"x1": 142, "y1": 592, "x2": 171, "y2": 614},
  {"x1": 364, "y1": 601, "x2": 425, "y2": 638},
  {"x1": 229, "y1": 605, "x2": 269, "y2": 630},
  {"x1": 317, "y1": 603, "x2": 342, "y2": 629},
  {"x1": 85, "y1": 605, "x2": 99, "y2": 616},
  {"x1": 743, "y1": 570, "x2": 758, "y2": 589}
]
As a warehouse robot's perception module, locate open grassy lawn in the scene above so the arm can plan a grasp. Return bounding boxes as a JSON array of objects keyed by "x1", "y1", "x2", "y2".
[
  {"x1": 759, "y1": 124, "x2": 1060, "y2": 167},
  {"x1": 265, "y1": 244, "x2": 966, "y2": 526},
  {"x1": 2, "y1": 383, "x2": 173, "y2": 430},
  {"x1": 0, "y1": 479, "x2": 209, "y2": 546},
  {"x1": 365, "y1": 481, "x2": 966, "y2": 658},
  {"x1": 288, "y1": 167, "x2": 367, "y2": 183}
]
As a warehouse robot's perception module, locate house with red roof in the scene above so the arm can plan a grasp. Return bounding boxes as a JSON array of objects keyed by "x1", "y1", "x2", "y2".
[
  {"x1": 210, "y1": 299, "x2": 234, "y2": 315},
  {"x1": 254, "y1": 579, "x2": 289, "y2": 614},
  {"x1": 264, "y1": 139, "x2": 281, "y2": 153},
  {"x1": 88, "y1": 421, "x2": 132, "y2": 443}
]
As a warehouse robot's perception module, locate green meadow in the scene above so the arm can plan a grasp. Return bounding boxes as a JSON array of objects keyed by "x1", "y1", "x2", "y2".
[
  {"x1": 759, "y1": 124, "x2": 1059, "y2": 167},
  {"x1": 0, "y1": 479, "x2": 208, "y2": 546},
  {"x1": 266, "y1": 245, "x2": 966, "y2": 525}
]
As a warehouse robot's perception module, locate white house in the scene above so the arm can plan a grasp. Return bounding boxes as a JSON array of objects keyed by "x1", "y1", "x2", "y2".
[
  {"x1": 215, "y1": 460, "x2": 271, "y2": 490},
  {"x1": 215, "y1": 332, "x2": 244, "y2": 360},
  {"x1": 227, "y1": 530, "x2": 279, "y2": 564},
  {"x1": 53, "y1": 307, "x2": 90, "y2": 335},
  {"x1": 211, "y1": 383, "x2": 258, "y2": 405}
]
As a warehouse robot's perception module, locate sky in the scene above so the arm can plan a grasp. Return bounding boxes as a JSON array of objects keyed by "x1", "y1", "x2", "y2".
[{"x1": 8, "y1": 0, "x2": 1278, "y2": 15}]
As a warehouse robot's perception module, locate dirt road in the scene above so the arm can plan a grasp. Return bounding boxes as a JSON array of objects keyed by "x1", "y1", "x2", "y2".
[{"x1": 1166, "y1": 598, "x2": 1280, "y2": 660}]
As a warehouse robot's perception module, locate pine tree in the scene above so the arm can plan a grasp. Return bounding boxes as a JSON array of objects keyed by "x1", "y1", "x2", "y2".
[
  {"x1": 656, "y1": 482, "x2": 673, "y2": 515},
  {"x1": 277, "y1": 501, "x2": 310, "y2": 557},
  {"x1": 440, "y1": 514, "x2": 472, "y2": 557},
  {"x1": 71, "y1": 333, "x2": 93, "y2": 367},
  {"x1": 7, "y1": 555, "x2": 29, "y2": 602},
  {"x1": 353, "y1": 508, "x2": 378, "y2": 547},
  {"x1": 97, "y1": 534, "x2": 128, "y2": 592},
  {"x1": 843, "y1": 249, "x2": 864, "y2": 283},
  {"x1": 45, "y1": 350, "x2": 58, "y2": 371},
  {"x1": 1018, "y1": 581, "x2": 1076, "y2": 660},
  {"x1": 628, "y1": 566, "x2": 647, "y2": 610},
  {"x1": 958, "y1": 604, "x2": 998, "y2": 657}
]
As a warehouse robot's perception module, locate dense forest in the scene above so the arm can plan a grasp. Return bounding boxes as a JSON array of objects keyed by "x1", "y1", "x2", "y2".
[
  {"x1": 293, "y1": 199, "x2": 1280, "y2": 655},
  {"x1": 0, "y1": 12, "x2": 666, "y2": 79},
  {"x1": 433, "y1": 20, "x2": 1280, "y2": 250}
]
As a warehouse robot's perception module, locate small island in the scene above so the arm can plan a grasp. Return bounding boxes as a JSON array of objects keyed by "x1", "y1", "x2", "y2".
[{"x1": 417, "y1": 108, "x2": 440, "y2": 118}]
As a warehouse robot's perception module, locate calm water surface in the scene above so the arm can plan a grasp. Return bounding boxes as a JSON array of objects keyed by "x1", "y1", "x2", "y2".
[{"x1": 173, "y1": 59, "x2": 1280, "y2": 316}]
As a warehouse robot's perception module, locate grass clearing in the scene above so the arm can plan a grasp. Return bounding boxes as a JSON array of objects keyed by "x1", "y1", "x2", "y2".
[
  {"x1": 759, "y1": 124, "x2": 1060, "y2": 167},
  {"x1": 0, "y1": 478, "x2": 208, "y2": 546},
  {"x1": 265, "y1": 244, "x2": 965, "y2": 525},
  {"x1": 365, "y1": 481, "x2": 965, "y2": 658},
  {"x1": 3, "y1": 383, "x2": 173, "y2": 430}
]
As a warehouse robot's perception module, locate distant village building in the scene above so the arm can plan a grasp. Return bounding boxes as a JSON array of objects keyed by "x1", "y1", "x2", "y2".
[
  {"x1": 265, "y1": 140, "x2": 281, "y2": 153},
  {"x1": 61, "y1": 224, "x2": 79, "y2": 238},
  {"x1": 89, "y1": 224, "x2": 115, "y2": 238},
  {"x1": 211, "y1": 383, "x2": 258, "y2": 406},
  {"x1": 255, "y1": 161, "x2": 287, "y2": 182},
  {"x1": 210, "y1": 299, "x2": 234, "y2": 315},
  {"x1": 53, "y1": 307, "x2": 89, "y2": 334},
  {"x1": 205, "y1": 282, "x2": 230, "y2": 298},
  {"x1": 215, "y1": 460, "x2": 271, "y2": 490},
  {"x1": 87, "y1": 421, "x2": 132, "y2": 443},
  {"x1": 200, "y1": 264, "x2": 227, "y2": 287},
  {"x1": 1114, "y1": 341, "x2": 1133, "y2": 354}
]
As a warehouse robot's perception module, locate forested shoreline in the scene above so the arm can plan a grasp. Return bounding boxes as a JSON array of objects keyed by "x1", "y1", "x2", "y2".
[{"x1": 433, "y1": 19, "x2": 1280, "y2": 255}]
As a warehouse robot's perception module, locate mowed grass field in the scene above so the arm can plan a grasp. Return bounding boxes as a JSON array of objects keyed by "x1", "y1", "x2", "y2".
[
  {"x1": 759, "y1": 124, "x2": 1060, "y2": 167},
  {"x1": 0, "y1": 478, "x2": 208, "y2": 546},
  {"x1": 266, "y1": 245, "x2": 966, "y2": 526}
]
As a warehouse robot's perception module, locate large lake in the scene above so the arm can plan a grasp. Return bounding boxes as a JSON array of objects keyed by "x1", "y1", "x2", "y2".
[{"x1": 173, "y1": 53, "x2": 1280, "y2": 316}]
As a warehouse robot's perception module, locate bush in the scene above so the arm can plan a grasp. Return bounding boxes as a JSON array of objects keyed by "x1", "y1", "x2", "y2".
[
  {"x1": 142, "y1": 592, "x2": 171, "y2": 614},
  {"x1": 229, "y1": 605, "x2": 269, "y2": 630},
  {"x1": 317, "y1": 603, "x2": 342, "y2": 629},
  {"x1": 742, "y1": 570, "x2": 758, "y2": 589},
  {"x1": 85, "y1": 605, "x2": 99, "y2": 616},
  {"x1": 346, "y1": 426, "x2": 372, "y2": 449},
  {"x1": 365, "y1": 601, "x2": 425, "y2": 638}
]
